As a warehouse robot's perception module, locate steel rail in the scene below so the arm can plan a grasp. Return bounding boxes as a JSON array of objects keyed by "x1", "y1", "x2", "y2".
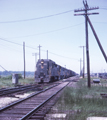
[
  {"x1": 20, "y1": 82, "x2": 69, "y2": 120},
  {"x1": 0, "y1": 84, "x2": 58, "y2": 112},
  {"x1": 0, "y1": 84, "x2": 33, "y2": 92},
  {"x1": 0, "y1": 83, "x2": 48, "y2": 97},
  {"x1": 0, "y1": 84, "x2": 37, "y2": 96}
]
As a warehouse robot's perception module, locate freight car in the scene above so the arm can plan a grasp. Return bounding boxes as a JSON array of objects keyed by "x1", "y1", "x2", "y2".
[{"x1": 35, "y1": 59, "x2": 76, "y2": 83}]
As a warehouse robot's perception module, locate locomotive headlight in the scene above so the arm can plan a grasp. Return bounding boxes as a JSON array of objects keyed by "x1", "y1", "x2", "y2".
[{"x1": 41, "y1": 61, "x2": 44, "y2": 64}]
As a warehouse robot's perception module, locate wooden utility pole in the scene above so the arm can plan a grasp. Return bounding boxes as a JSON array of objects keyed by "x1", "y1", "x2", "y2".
[
  {"x1": 85, "y1": 9, "x2": 90, "y2": 87},
  {"x1": 38, "y1": 45, "x2": 42, "y2": 60},
  {"x1": 23, "y1": 42, "x2": 25, "y2": 79},
  {"x1": 74, "y1": 0, "x2": 99, "y2": 87},
  {"x1": 87, "y1": 17, "x2": 107, "y2": 63},
  {"x1": 80, "y1": 46, "x2": 85, "y2": 78},
  {"x1": 80, "y1": 58, "x2": 82, "y2": 76},
  {"x1": 47, "y1": 50, "x2": 48, "y2": 60}
]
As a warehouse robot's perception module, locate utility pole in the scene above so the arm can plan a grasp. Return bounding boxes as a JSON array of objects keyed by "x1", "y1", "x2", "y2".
[
  {"x1": 47, "y1": 50, "x2": 48, "y2": 60},
  {"x1": 79, "y1": 46, "x2": 85, "y2": 78},
  {"x1": 38, "y1": 45, "x2": 42, "y2": 60},
  {"x1": 80, "y1": 58, "x2": 82, "y2": 77},
  {"x1": 23, "y1": 42, "x2": 25, "y2": 79},
  {"x1": 74, "y1": 0, "x2": 99, "y2": 88},
  {"x1": 87, "y1": 17, "x2": 107, "y2": 63}
]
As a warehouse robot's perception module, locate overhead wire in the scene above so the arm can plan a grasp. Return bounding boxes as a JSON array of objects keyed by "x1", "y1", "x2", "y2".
[
  {"x1": 0, "y1": 9, "x2": 74, "y2": 23},
  {"x1": 0, "y1": 65, "x2": 12, "y2": 74},
  {"x1": 0, "y1": 43, "x2": 22, "y2": 53},
  {"x1": 0, "y1": 20, "x2": 84, "y2": 61},
  {"x1": 100, "y1": 8, "x2": 107, "y2": 10},
  {"x1": 0, "y1": 37, "x2": 79, "y2": 60},
  {"x1": 93, "y1": 22, "x2": 107, "y2": 24},
  {"x1": 7, "y1": 22, "x2": 84, "y2": 39},
  {"x1": 0, "y1": 37, "x2": 39, "y2": 55},
  {"x1": 0, "y1": 37, "x2": 38, "y2": 50},
  {"x1": 49, "y1": 51, "x2": 79, "y2": 61},
  {"x1": 0, "y1": 43, "x2": 32, "y2": 54},
  {"x1": 0, "y1": 37, "x2": 22, "y2": 46}
]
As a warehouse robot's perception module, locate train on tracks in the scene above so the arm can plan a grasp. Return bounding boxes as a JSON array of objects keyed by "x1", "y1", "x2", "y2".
[{"x1": 35, "y1": 59, "x2": 76, "y2": 83}]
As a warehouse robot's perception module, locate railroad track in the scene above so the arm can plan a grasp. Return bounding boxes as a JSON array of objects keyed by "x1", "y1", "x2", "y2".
[
  {"x1": 0, "y1": 84, "x2": 41, "y2": 97},
  {"x1": 0, "y1": 82, "x2": 59, "y2": 97},
  {"x1": 0, "y1": 76, "x2": 77, "y2": 97},
  {"x1": 0, "y1": 81, "x2": 69, "y2": 120}
]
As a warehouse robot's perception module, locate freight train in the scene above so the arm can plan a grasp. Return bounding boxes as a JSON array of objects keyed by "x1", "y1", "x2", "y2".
[{"x1": 35, "y1": 59, "x2": 76, "y2": 83}]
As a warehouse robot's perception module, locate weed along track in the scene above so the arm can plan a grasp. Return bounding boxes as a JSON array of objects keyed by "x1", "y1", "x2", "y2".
[{"x1": 0, "y1": 82, "x2": 69, "y2": 120}]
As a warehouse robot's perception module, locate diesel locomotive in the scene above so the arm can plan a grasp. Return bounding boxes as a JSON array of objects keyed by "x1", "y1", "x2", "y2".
[{"x1": 35, "y1": 59, "x2": 76, "y2": 83}]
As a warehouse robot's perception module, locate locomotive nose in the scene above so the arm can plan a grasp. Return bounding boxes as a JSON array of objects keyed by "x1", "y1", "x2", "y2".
[
  {"x1": 40, "y1": 71, "x2": 44, "y2": 76},
  {"x1": 40, "y1": 73, "x2": 44, "y2": 83},
  {"x1": 40, "y1": 71, "x2": 45, "y2": 82}
]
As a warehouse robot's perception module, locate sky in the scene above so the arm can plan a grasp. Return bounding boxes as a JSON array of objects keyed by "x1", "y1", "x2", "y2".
[{"x1": 0, "y1": 0, "x2": 107, "y2": 74}]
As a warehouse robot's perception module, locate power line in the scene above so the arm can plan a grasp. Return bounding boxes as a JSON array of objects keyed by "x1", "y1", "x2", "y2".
[
  {"x1": 100, "y1": 8, "x2": 107, "y2": 10},
  {"x1": 0, "y1": 42, "x2": 35, "y2": 55},
  {"x1": 49, "y1": 51, "x2": 79, "y2": 61},
  {"x1": 0, "y1": 43, "x2": 22, "y2": 53},
  {"x1": 0, "y1": 9, "x2": 74, "y2": 23},
  {"x1": 0, "y1": 37, "x2": 22, "y2": 46},
  {"x1": 0, "y1": 65, "x2": 8, "y2": 71},
  {"x1": 0, "y1": 37, "x2": 38, "y2": 50},
  {"x1": 6, "y1": 22, "x2": 84, "y2": 39},
  {"x1": 0, "y1": 65, "x2": 12, "y2": 74},
  {"x1": 0, "y1": 37, "x2": 79, "y2": 61},
  {"x1": 93, "y1": 22, "x2": 107, "y2": 24}
]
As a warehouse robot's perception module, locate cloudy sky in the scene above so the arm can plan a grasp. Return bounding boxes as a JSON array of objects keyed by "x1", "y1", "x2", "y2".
[{"x1": 0, "y1": 0, "x2": 107, "y2": 74}]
